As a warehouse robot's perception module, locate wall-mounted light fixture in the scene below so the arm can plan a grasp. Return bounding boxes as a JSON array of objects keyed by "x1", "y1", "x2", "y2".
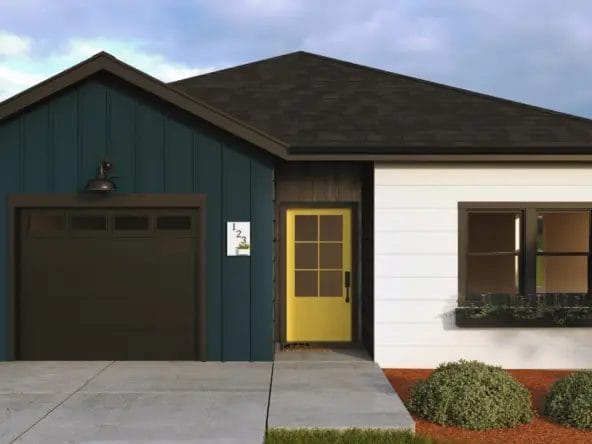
[{"x1": 85, "y1": 160, "x2": 117, "y2": 192}]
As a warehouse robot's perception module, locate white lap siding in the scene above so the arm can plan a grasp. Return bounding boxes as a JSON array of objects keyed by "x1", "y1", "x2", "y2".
[{"x1": 374, "y1": 163, "x2": 592, "y2": 369}]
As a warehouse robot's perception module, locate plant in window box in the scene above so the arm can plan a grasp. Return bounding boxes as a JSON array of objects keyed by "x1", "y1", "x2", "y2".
[{"x1": 456, "y1": 293, "x2": 592, "y2": 327}]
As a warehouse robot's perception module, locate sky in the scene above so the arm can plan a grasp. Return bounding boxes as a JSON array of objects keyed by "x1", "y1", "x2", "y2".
[{"x1": 0, "y1": 0, "x2": 591, "y2": 117}]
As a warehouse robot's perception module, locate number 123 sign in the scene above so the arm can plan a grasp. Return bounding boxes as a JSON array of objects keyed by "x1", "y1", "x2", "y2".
[{"x1": 227, "y1": 222, "x2": 251, "y2": 256}]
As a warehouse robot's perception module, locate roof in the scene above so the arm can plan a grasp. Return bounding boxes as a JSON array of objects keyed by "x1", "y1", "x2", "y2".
[
  {"x1": 171, "y1": 51, "x2": 592, "y2": 156},
  {"x1": 1, "y1": 50, "x2": 592, "y2": 161}
]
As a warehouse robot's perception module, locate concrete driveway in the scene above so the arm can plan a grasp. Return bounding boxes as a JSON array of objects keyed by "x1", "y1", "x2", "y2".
[{"x1": 0, "y1": 361, "x2": 272, "y2": 444}]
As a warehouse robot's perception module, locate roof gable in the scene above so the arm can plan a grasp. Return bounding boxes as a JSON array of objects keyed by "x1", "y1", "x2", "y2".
[
  {"x1": 0, "y1": 52, "x2": 289, "y2": 158},
  {"x1": 172, "y1": 51, "x2": 592, "y2": 156}
]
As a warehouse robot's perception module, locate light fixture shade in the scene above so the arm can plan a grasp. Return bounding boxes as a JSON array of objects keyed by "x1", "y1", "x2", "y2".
[
  {"x1": 85, "y1": 177, "x2": 117, "y2": 192},
  {"x1": 85, "y1": 159, "x2": 117, "y2": 193}
]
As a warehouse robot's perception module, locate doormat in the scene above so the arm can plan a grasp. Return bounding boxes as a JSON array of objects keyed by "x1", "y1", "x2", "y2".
[{"x1": 281, "y1": 343, "x2": 333, "y2": 352}]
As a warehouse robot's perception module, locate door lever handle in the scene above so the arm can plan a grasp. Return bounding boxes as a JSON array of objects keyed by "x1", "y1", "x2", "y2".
[{"x1": 344, "y1": 271, "x2": 351, "y2": 303}]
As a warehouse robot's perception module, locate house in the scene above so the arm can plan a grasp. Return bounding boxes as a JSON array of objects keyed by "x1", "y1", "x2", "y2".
[{"x1": 1, "y1": 51, "x2": 591, "y2": 368}]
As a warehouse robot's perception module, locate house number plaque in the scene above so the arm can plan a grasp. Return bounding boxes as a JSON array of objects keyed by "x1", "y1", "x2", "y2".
[{"x1": 227, "y1": 221, "x2": 251, "y2": 256}]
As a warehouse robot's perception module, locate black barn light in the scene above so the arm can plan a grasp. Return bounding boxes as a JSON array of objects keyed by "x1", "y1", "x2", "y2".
[{"x1": 85, "y1": 160, "x2": 117, "y2": 192}]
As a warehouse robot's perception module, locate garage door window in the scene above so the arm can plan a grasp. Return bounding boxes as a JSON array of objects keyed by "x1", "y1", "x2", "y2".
[
  {"x1": 156, "y1": 215, "x2": 192, "y2": 230},
  {"x1": 114, "y1": 215, "x2": 150, "y2": 231},
  {"x1": 71, "y1": 215, "x2": 107, "y2": 231},
  {"x1": 28, "y1": 213, "x2": 65, "y2": 233}
]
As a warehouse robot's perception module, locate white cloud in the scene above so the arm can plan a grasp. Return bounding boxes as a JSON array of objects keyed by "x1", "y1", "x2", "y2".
[
  {"x1": 0, "y1": 36, "x2": 215, "y2": 100},
  {"x1": 0, "y1": 30, "x2": 31, "y2": 56},
  {"x1": 0, "y1": 66, "x2": 45, "y2": 100}
]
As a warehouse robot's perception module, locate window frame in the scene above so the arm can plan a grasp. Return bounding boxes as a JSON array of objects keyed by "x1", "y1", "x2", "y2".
[{"x1": 459, "y1": 202, "x2": 592, "y2": 306}]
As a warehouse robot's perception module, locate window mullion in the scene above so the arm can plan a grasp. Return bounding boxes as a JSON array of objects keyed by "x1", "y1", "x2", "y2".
[{"x1": 524, "y1": 208, "x2": 538, "y2": 298}]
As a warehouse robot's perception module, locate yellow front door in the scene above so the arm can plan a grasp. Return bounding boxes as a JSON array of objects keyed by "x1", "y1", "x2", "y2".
[{"x1": 286, "y1": 208, "x2": 352, "y2": 342}]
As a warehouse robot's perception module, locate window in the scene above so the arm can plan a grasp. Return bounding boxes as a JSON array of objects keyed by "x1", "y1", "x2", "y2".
[
  {"x1": 536, "y1": 212, "x2": 589, "y2": 293},
  {"x1": 460, "y1": 204, "x2": 592, "y2": 304},
  {"x1": 156, "y1": 215, "x2": 192, "y2": 230},
  {"x1": 466, "y1": 212, "x2": 521, "y2": 300},
  {"x1": 114, "y1": 215, "x2": 150, "y2": 231},
  {"x1": 28, "y1": 212, "x2": 65, "y2": 233},
  {"x1": 293, "y1": 214, "x2": 345, "y2": 298},
  {"x1": 70, "y1": 215, "x2": 107, "y2": 231}
]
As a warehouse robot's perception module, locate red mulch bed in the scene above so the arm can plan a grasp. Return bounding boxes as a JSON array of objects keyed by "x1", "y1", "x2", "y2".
[{"x1": 384, "y1": 369, "x2": 592, "y2": 444}]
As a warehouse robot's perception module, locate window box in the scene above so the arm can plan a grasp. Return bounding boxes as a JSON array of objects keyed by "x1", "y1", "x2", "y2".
[{"x1": 456, "y1": 293, "x2": 592, "y2": 327}]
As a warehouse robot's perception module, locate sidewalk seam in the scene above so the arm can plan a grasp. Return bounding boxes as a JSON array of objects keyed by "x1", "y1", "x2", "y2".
[
  {"x1": 9, "y1": 361, "x2": 116, "y2": 443},
  {"x1": 264, "y1": 361, "x2": 275, "y2": 437}
]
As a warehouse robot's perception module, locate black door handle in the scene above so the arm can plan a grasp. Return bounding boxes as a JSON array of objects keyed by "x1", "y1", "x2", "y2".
[{"x1": 344, "y1": 271, "x2": 351, "y2": 303}]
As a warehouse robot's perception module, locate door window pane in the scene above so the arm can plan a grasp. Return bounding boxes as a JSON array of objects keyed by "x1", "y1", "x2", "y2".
[
  {"x1": 320, "y1": 215, "x2": 342, "y2": 241},
  {"x1": 295, "y1": 243, "x2": 317, "y2": 269},
  {"x1": 320, "y1": 271, "x2": 342, "y2": 297},
  {"x1": 295, "y1": 215, "x2": 318, "y2": 241},
  {"x1": 319, "y1": 243, "x2": 342, "y2": 269},
  {"x1": 468, "y1": 213, "x2": 520, "y2": 253},
  {"x1": 537, "y1": 256, "x2": 588, "y2": 293},
  {"x1": 467, "y1": 255, "x2": 519, "y2": 295},
  {"x1": 295, "y1": 271, "x2": 318, "y2": 297},
  {"x1": 537, "y1": 212, "x2": 589, "y2": 253}
]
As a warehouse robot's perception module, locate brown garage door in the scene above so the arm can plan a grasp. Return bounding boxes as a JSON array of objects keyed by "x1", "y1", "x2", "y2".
[{"x1": 18, "y1": 208, "x2": 199, "y2": 360}]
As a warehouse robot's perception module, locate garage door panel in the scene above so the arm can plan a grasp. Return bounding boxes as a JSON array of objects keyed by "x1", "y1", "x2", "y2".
[{"x1": 18, "y1": 208, "x2": 199, "y2": 360}]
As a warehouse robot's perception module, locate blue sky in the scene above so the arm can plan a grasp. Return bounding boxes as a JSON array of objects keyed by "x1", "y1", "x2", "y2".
[{"x1": 0, "y1": 0, "x2": 591, "y2": 117}]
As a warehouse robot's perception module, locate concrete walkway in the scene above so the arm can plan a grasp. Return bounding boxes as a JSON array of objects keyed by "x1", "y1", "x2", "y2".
[
  {"x1": 0, "y1": 353, "x2": 413, "y2": 443},
  {"x1": 269, "y1": 348, "x2": 414, "y2": 431}
]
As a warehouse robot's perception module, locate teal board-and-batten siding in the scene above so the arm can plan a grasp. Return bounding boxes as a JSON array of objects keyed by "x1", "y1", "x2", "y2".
[{"x1": 0, "y1": 74, "x2": 274, "y2": 361}]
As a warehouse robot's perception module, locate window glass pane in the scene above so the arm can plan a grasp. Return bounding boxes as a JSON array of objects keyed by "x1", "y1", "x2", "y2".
[
  {"x1": 319, "y1": 243, "x2": 342, "y2": 269},
  {"x1": 295, "y1": 271, "x2": 318, "y2": 297},
  {"x1": 320, "y1": 215, "x2": 342, "y2": 241},
  {"x1": 468, "y1": 213, "x2": 520, "y2": 253},
  {"x1": 114, "y1": 216, "x2": 149, "y2": 231},
  {"x1": 156, "y1": 216, "x2": 191, "y2": 230},
  {"x1": 467, "y1": 255, "x2": 519, "y2": 295},
  {"x1": 537, "y1": 212, "x2": 589, "y2": 253},
  {"x1": 29, "y1": 213, "x2": 65, "y2": 232},
  {"x1": 295, "y1": 243, "x2": 317, "y2": 269},
  {"x1": 537, "y1": 256, "x2": 587, "y2": 293},
  {"x1": 319, "y1": 271, "x2": 342, "y2": 297},
  {"x1": 71, "y1": 216, "x2": 107, "y2": 231},
  {"x1": 295, "y1": 215, "x2": 317, "y2": 241}
]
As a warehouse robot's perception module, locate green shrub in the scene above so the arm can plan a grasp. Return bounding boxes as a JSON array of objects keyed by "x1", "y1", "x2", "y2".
[
  {"x1": 407, "y1": 360, "x2": 534, "y2": 430},
  {"x1": 544, "y1": 370, "x2": 592, "y2": 429}
]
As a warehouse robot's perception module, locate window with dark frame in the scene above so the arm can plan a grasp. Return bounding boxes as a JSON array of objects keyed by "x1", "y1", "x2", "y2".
[{"x1": 460, "y1": 204, "x2": 592, "y2": 306}]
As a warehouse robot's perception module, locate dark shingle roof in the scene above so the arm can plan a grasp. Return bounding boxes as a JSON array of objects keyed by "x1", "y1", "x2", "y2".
[{"x1": 170, "y1": 51, "x2": 592, "y2": 155}]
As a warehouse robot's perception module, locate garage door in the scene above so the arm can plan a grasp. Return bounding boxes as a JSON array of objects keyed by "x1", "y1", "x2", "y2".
[{"x1": 18, "y1": 208, "x2": 199, "y2": 360}]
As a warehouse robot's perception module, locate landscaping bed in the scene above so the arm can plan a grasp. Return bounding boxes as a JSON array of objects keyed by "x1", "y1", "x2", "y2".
[{"x1": 384, "y1": 369, "x2": 592, "y2": 444}]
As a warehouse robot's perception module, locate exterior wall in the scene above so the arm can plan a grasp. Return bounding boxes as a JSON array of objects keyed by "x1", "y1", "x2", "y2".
[
  {"x1": 374, "y1": 162, "x2": 592, "y2": 369},
  {"x1": 0, "y1": 74, "x2": 274, "y2": 361}
]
